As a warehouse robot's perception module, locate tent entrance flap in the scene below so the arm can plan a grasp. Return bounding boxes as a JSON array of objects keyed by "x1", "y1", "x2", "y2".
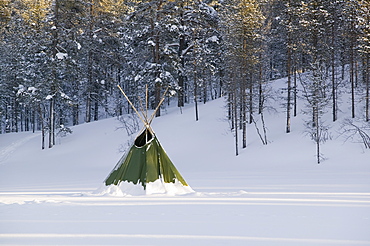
[{"x1": 135, "y1": 129, "x2": 153, "y2": 147}]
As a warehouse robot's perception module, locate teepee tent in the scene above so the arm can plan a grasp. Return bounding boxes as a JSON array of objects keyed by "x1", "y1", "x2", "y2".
[{"x1": 103, "y1": 85, "x2": 193, "y2": 195}]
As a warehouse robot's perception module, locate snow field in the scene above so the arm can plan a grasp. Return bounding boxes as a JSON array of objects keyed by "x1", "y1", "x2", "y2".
[{"x1": 1, "y1": 81, "x2": 370, "y2": 245}]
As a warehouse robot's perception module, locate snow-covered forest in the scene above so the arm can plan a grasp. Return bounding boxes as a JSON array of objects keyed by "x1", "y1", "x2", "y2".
[
  {"x1": 1, "y1": 1, "x2": 370, "y2": 245},
  {"x1": 0, "y1": 0, "x2": 370, "y2": 158}
]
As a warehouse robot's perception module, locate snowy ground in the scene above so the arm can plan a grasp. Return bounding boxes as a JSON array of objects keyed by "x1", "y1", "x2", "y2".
[{"x1": 1, "y1": 79, "x2": 370, "y2": 246}]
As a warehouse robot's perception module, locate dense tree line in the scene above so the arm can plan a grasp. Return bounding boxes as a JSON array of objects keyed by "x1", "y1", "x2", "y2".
[
  {"x1": 223, "y1": 0, "x2": 370, "y2": 161},
  {"x1": 0, "y1": 0, "x2": 369, "y2": 157}
]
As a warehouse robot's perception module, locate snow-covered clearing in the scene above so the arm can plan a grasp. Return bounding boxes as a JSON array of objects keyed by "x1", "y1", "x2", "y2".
[{"x1": 1, "y1": 79, "x2": 370, "y2": 246}]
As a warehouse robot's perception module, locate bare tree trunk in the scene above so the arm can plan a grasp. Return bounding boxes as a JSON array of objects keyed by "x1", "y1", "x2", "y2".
[
  {"x1": 261, "y1": 111, "x2": 268, "y2": 145},
  {"x1": 219, "y1": 68, "x2": 223, "y2": 98},
  {"x1": 331, "y1": 20, "x2": 337, "y2": 122},
  {"x1": 194, "y1": 70, "x2": 199, "y2": 121},
  {"x1": 332, "y1": 51, "x2": 337, "y2": 122},
  {"x1": 313, "y1": 82, "x2": 320, "y2": 164},
  {"x1": 38, "y1": 104, "x2": 45, "y2": 150},
  {"x1": 85, "y1": 2, "x2": 94, "y2": 123},
  {"x1": 258, "y1": 59, "x2": 263, "y2": 114},
  {"x1": 350, "y1": 34, "x2": 355, "y2": 118},
  {"x1": 32, "y1": 109, "x2": 36, "y2": 133},
  {"x1": 366, "y1": 55, "x2": 369, "y2": 122},
  {"x1": 228, "y1": 93, "x2": 233, "y2": 123},
  {"x1": 14, "y1": 98, "x2": 18, "y2": 132},
  {"x1": 242, "y1": 75, "x2": 247, "y2": 149},
  {"x1": 94, "y1": 100, "x2": 99, "y2": 121},
  {"x1": 286, "y1": 44, "x2": 292, "y2": 133},
  {"x1": 203, "y1": 69, "x2": 207, "y2": 104},
  {"x1": 49, "y1": 0, "x2": 60, "y2": 148},
  {"x1": 293, "y1": 65, "x2": 297, "y2": 117},
  {"x1": 248, "y1": 73, "x2": 253, "y2": 124},
  {"x1": 86, "y1": 92, "x2": 91, "y2": 123},
  {"x1": 178, "y1": 33, "x2": 185, "y2": 107},
  {"x1": 5, "y1": 101, "x2": 9, "y2": 133},
  {"x1": 154, "y1": 81, "x2": 161, "y2": 117},
  {"x1": 316, "y1": 122, "x2": 320, "y2": 164},
  {"x1": 20, "y1": 106, "x2": 24, "y2": 132},
  {"x1": 49, "y1": 98, "x2": 55, "y2": 148},
  {"x1": 234, "y1": 86, "x2": 239, "y2": 156},
  {"x1": 355, "y1": 60, "x2": 358, "y2": 87}
]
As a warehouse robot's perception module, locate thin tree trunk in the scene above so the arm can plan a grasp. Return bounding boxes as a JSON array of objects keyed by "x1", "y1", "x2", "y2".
[
  {"x1": 155, "y1": 81, "x2": 161, "y2": 117},
  {"x1": 293, "y1": 65, "x2": 297, "y2": 117},
  {"x1": 177, "y1": 5, "x2": 185, "y2": 108},
  {"x1": 219, "y1": 68, "x2": 223, "y2": 98},
  {"x1": 248, "y1": 73, "x2": 253, "y2": 124},
  {"x1": 203, "y1": 69, "x2": 207, "y2": 104},
  {"x1": 258, "y1": 60, "x2": 263, "y2": 115},
  {"x1": 32, "y1": 109, "x2": 36, "y2": 133},
  {"x1": 350, "y1": 33, "x2": 355, "y2": 118},
  {"x1": 86, "y1": 93, "x2": 91, "y2": 123},
  {"x1": 14, "y1": 98, "x2": 18, "y2": 132},
  {"x1": 20, "y1": 106, "x2": 23, "y2": 132},
  {"x1": 49, "y1": 0, "x2": 60, "y2": 148},
  {"x1": 332, "y1": 66, "x2": 337, "y2": 122},
  {"x1": 332, "y1": 49, "x2": 337, "y2": 122},
  {"x1": 242, "y1": 76, "x2": 247, "y2": 149},
  {"x1": 5, "y1": 101, "x2": 9, "y2": 133},
  {"x1": 86, "y1": 2, "x2": 95, "y2": 123},
  {"x1": 331, "y1": 19, "x2": 337, "y2": 122},
  {"x1": 234, "y1": 86, "x2": 238, "y2": 156},
  {"x1": 316, "y1": 124, "x2": 320, "y2": 164},
  {"x1": 286, "y1": 44, "x2": 292, "y2": 133},
  {"x1": 37, "y1": 103, "x2": 45, "y2": 149},
  {"x1": 25, "y1": 106, "x2": 29, "y2": 132},
  {"x1": 49, "y1": 98, "x2": 55, "y2": 148},
  {"x1": 366, "y1": 55, "x2": 369, "y2": 122},
  {"x1": 314, "y1": 86, "x2": 320, "y2": 164},
  {"x1": 228, "y1": 93, "x2": 233, "y2": 123},
  {"x1": 94, "y1": 100, "x2": 98, "y2": 121},
  {"x1": 355, "y1": 60, "x2": 358, "y2": 87},
  {"x1": 178, "y1": 34, "x2": 185, "y2": 108},
  {"x1": 194, "y1": 71, "x2": 199, "y2": 121},
  {"x1": 261, "y1": 111, "x2": 268, "y2": 145}
]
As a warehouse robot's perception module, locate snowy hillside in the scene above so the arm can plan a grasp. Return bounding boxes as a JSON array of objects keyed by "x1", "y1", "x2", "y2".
[{"x1": 1, "y1": 78, "x2": 370, "y2": 246}]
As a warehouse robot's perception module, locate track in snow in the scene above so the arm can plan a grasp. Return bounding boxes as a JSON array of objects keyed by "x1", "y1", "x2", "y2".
[
  {"x1": 0, "y1": 134, "x2": 39, "y2": 164},
  {"x1": 1, "y1": 190, "x2": 369, "y2": 207}
]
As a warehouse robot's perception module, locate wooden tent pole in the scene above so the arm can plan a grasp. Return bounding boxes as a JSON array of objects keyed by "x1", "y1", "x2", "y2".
[
  {"x1": 145, "y1": 84, "x2": 148, "y2": 120},
  {"x1": 117, "y1": 84, "x2": 169, "y2": 133},
  {"x1": 117, "y1": 85, "x2": 148, "y2": 127}
]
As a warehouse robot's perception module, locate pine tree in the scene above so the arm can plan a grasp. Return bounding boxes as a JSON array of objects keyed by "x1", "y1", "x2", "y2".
[
  {"x1": 222, "y1": 0, "x2": 265, "y2": 152},
  {"x1": 342, "y1": 0, "x2": 362, "y2": 119},
  {"x1": 357, "y1": 0, "x2": 370, "y2": 121},
  {"x1": 298, "y1": 0, "x2": 332, "y2": 163}
]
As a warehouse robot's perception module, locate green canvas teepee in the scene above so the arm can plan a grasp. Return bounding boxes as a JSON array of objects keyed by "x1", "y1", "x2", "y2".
[
  {"x1": 104, "y1": 85, "x2": 192, "y2": 194},
  {"x1": 105, "y1": 128, "x2": 189, "y2": 190}
]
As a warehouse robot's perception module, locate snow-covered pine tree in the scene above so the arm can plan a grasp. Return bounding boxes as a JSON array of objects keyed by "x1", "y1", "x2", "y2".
[{"x1": 357, "y1": 0, "x2": 370, "y2": 122}]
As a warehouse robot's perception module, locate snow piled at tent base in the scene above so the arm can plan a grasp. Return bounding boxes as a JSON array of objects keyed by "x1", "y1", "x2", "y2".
[{"x1": 93, "y1": 179, "x2": 194, "y2": 196}]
